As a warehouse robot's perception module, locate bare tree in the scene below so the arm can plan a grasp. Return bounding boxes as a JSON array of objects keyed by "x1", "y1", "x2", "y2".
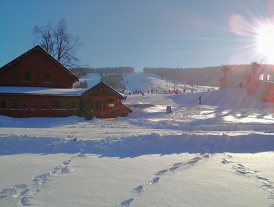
[{"x1": 32, "y1": 19, "x2": 83, "y2": 68}]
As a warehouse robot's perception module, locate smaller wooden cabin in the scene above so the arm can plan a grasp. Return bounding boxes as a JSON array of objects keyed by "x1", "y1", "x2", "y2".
[
  {"x1": 0, "y1": 83, "x2": 131, "y2": 118},
  {"x1": 0, "y1": 45, "x2": 131, "y2": 118},
  {"x1": 80, "y1": 82, "x2": 131, "y2": 118}
]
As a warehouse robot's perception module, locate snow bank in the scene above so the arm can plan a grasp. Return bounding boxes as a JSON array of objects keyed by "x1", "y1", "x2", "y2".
[{"x1": 1, "y1": 132, "x2": 274, "y2": 158}]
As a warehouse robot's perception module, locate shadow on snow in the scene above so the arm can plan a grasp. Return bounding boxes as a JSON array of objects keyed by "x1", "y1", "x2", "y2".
[{"x1": 1, "y1": 133, "x2": 274, "y2": 158}]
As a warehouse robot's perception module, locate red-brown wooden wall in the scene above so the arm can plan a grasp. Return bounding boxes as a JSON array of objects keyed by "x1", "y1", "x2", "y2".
[{"x1": 0, "y1": 46, "x2": 78, "y2": 88}]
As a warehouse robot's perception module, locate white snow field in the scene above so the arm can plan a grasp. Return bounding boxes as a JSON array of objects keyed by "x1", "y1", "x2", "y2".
[{"x1": 1, "y1": 73, "x2": 274, "y2": 207}]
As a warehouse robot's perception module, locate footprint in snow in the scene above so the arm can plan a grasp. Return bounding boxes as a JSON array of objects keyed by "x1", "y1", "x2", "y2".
[
  {"x1": 131, "y1": 185, "x2": 145, "y2": 194},
  {"x1": 188, "y1": 156, "x2": 202, "y2": 164},
  {"x1": 233, "y1": 164, "x2": 257, "y2": 176},
  {"x1": 32, "y1": 173, "x2": 51, "y2": 186},
  {"x1": 221, "y1": 158, "x2": 233, "y2": 164},
  {"x1": 155, "y1": 169, "x2": 168, "y2": 176},
  {"x1": 116, "y1": 155, "x2": 208, "y2": 207},
  {"x1": 156, "y1": 155, "x2": 207, "y2": 176},
  {"x1": 256, "y1": 176, "x2": 274, "y2": 198},
  {"x1": 232, "y1": 163, "x2": 274, "y2": 200},
  {"x1": 149, "y1": 177, "x2": 160, "y2": 184},
  {"x1": 118, "y1": 198, "x2": 134, "y2": 207},
  {"x1": 0, "y1": 184, "x2": 29, "y2": 200},
  {"x1": 0, "y1": 153, "x2": 86, "y2": 206},
  {"x1": 20, "y1": 196, "x2": 32, "y2": 206}
]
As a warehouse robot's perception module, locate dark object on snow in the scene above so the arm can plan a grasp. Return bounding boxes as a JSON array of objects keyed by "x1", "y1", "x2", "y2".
[
  {"x1": 73, "y1": 138, "x2": 78, "y2": 141},
  {"x1": 199, "y1": 96, "x2": 202, "y2": 104},
  {"x1": 166, "y1": 106, "x2": 172, "y2": 114},
  {"x1": 83, "y1": 109, "x2": 95, "y2": 120}
]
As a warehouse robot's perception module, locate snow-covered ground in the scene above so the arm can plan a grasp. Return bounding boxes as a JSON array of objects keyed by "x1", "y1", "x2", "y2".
[{"x1": 1, "y1": 73, "x2": 274, "y2": 207}]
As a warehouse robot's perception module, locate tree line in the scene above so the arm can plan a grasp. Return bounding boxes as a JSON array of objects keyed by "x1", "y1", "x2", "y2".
[
  {"x1": 86, "y1": 67, "x2": 134, "y2": 74},
  {"x1": 144, "y1": 64, "x2": 274, "y2": 87},
  {"x1": 72, "y1": 63, "x2": 274, "y2": 89},
  {"x1": 100, "y1": 74, "x2": 125, "y2": 91},
  {"x1": 144, "y1": 66, "x2": 221, "y2": 86}
]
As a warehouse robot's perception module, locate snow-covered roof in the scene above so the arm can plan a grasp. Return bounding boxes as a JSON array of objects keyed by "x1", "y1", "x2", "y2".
[{"x1": 0, "y1": 86, "x2": 88, "y2": 96}]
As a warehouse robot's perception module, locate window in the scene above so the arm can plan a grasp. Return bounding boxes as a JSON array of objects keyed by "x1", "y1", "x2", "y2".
[
  {"x1": 30, "y1": 99, "x2": 38, "y2": 110},
  {"x1": 95, "y1": 101, "x2": 101, "y2": 110},
  {"x1": 80, "y1": 100, "x2": 86, "y2": 110},
  {"x1": 24, "y1": 72, "x2": 32, "y2": 82},
  {"x1": 90, "y1": 100, "x2": 94, "y2": 109},
  {"x1": 108, "y1": 99, "x2": 115, "y2": 109},
  {"x1": 41, "y1": 99, "x2": 50, "y2": 109},
  {"x1": 86, "y1": 100, "x2": 93, "y2": 110},
  {"x1": 11, "y1": 98, "x2": 27, "y2": 109},
  {"x1": 52, "y1": 99, "x2": 68, "y2": 109},
  {"x1": 0, "y1": 99, "x2": 7, "y2": 109},
  {"x1": 71, "y1": 100, "x2": 77, "y2": 110},
  {"x1": 43, "y1": 73, "x2": 51, "y2": 83},
  {"x1": 102, "y1": 100, "x2": 106, "y2": 110}
]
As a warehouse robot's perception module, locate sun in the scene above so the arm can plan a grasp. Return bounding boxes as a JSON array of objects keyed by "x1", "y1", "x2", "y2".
[{"x1": 255, "y1": 23, "x2": 274, "y2": 61}]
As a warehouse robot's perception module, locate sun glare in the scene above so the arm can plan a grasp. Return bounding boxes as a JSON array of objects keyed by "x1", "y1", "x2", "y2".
[{"x1": 256, "y1": 23, "x2": 274, "y2": 61}]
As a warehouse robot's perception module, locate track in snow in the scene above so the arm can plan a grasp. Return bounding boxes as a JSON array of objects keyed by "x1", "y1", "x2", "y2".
[
  {"x1": 0, "y1": 153, "x2": 86, "y2": 207},
  {"x1": 113, "y1": 153, "x2": 210, "y2": 207}
]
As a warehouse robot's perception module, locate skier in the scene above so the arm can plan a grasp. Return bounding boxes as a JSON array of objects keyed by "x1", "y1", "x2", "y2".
[{"x1": 199, "y1": 96, "x2": 202, "y2": 104}]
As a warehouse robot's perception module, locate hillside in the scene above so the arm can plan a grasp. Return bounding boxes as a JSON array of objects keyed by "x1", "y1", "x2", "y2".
[
  {"x1": 76, "y1": 64, "x2": 274, "y2": 89},
  {"x1": 79, "y1": 72, "x2": 215, "y2": 93}
]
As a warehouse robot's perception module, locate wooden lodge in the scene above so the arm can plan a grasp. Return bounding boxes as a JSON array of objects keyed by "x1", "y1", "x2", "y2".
[{"x1": 0, "y1": 45, "x2": 132, "y2": 118}]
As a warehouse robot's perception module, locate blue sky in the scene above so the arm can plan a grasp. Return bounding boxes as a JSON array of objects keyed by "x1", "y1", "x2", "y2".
[{"x1": 1, "y1": 0, "x2": 274, "y2": 71}]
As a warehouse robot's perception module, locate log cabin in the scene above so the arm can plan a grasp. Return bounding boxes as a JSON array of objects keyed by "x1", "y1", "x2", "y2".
[{"x1": 0, "y1": 45, "x2": 131, "y2": 118}]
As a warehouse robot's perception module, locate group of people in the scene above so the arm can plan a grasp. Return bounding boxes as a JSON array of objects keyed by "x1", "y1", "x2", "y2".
[
  {"x1": 126, "y1": 89, "x2": 203, "y2": 105},
  {"x1": 127, "y1": 89, "x2": 159, "y2": 95},
  {"x1": 128, "y1": 90, "x2": 144, "y2": 95}
]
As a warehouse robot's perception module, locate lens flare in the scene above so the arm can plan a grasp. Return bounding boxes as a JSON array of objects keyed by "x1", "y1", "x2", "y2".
[{"x1": 255, "y1": 23, "x2": 274, "y2": 61}]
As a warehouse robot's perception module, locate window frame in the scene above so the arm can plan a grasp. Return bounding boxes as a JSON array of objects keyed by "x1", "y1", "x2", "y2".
[
  {"x1": 0, "y1": 98, "x2": 7, "y2": 109},
  {"x1": 43, "y1": 73, "x2": 51, "y2": 83},
  {"x1": 23, "y1": 72, "x2": 32, "y2": 82}
]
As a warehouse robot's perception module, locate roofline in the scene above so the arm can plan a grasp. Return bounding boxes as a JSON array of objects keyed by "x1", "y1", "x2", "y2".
[
  {"x1": 0, "y1": 45, "x2": 79, "y2": 82},
  {"x1": 0, "y1": 85, "x2": 86, "y2": 96},
  {"x1": 82, "y1": 81, "x2": 126, "y2": 99}
]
